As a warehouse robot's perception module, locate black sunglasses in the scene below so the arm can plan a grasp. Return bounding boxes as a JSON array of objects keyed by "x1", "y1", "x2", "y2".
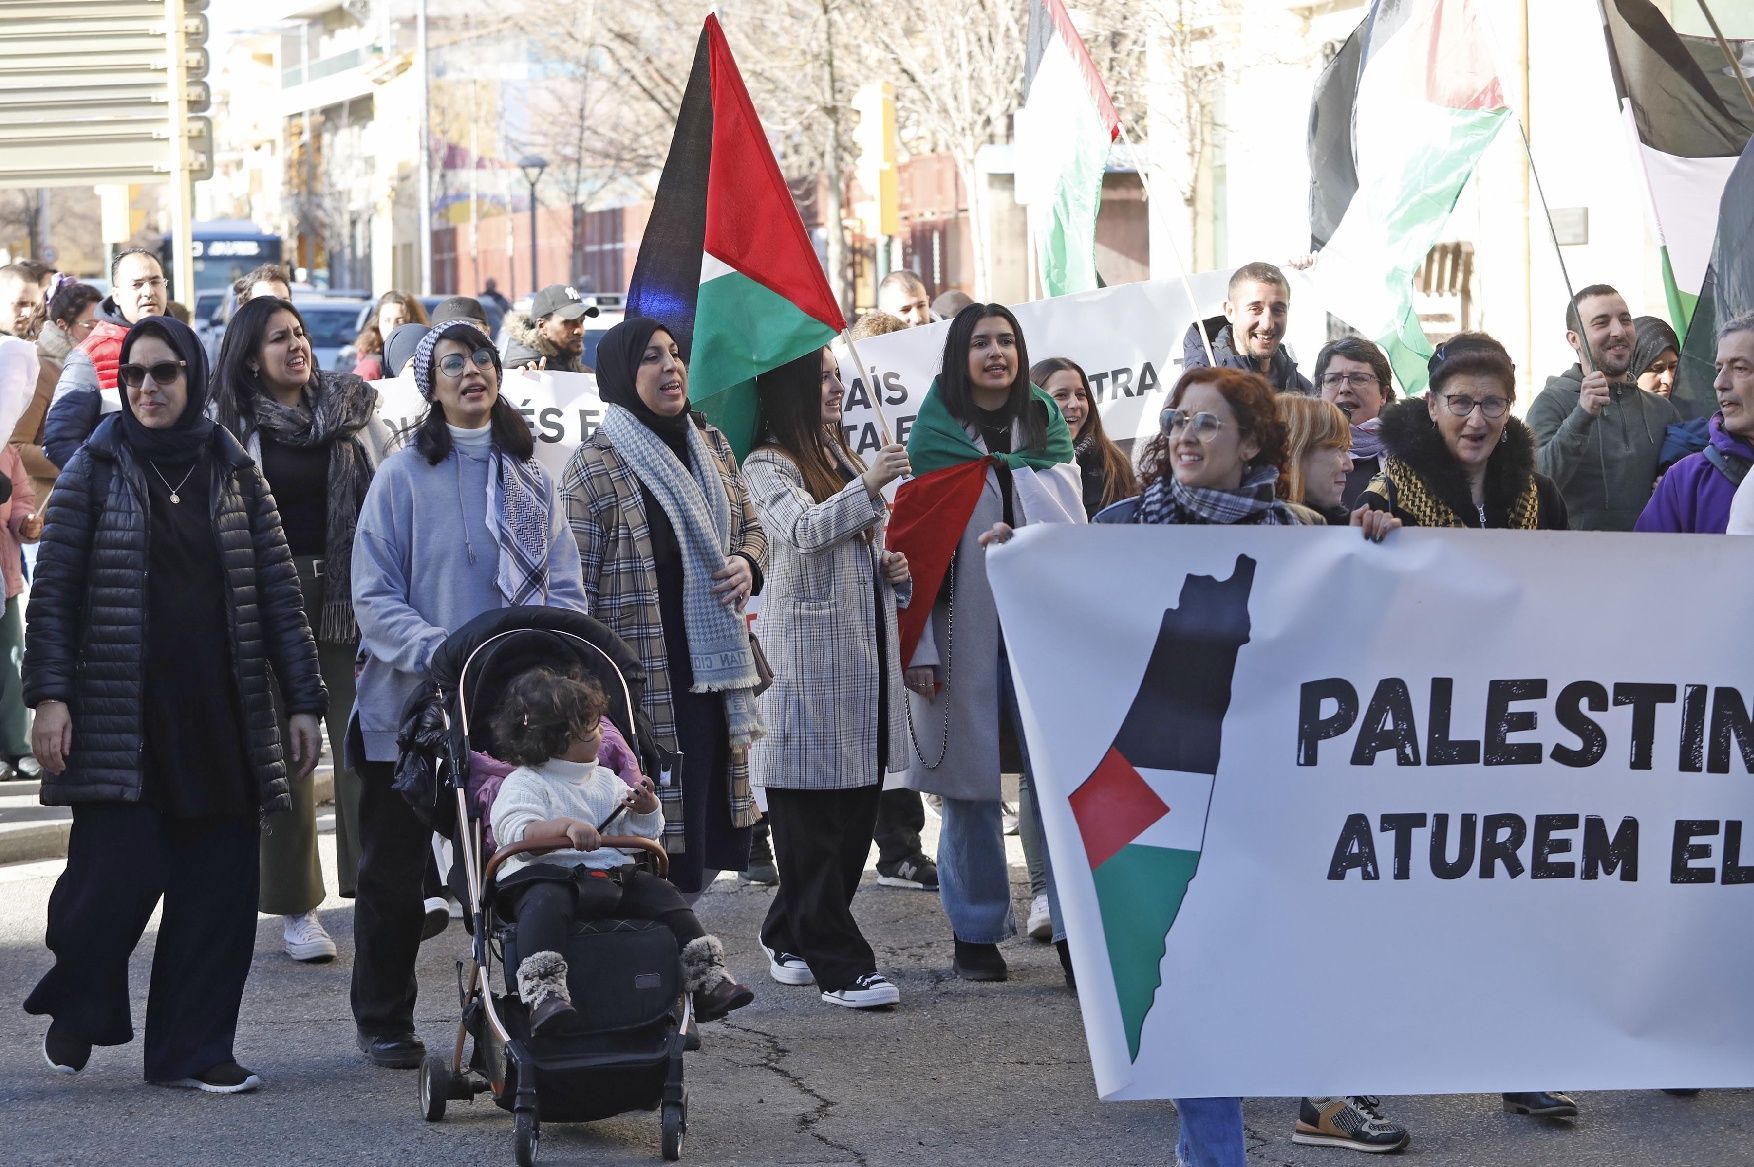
[{"x1": 118, "y1": 360, "x2": 186, "y2": 389}]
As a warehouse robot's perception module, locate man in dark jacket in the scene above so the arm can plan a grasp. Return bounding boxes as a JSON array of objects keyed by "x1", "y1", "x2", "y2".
[
  {"x1": 1527, "y1": 283, "x2": 1678, "y2": 531},
  {"x1": 1183, "y1": 261, "x2": 1314, "y2": 394},
  {"x1": 502, "y1": 283, "x2": 597, "y2": 373},
  {"x1": 1635, "y1": 314, "x2": 1754, "y2": 534}
]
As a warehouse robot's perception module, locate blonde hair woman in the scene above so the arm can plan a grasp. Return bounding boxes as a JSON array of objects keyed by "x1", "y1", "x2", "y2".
[{"x1": 1277, "y1": 396, "x2": 1355, "y2": 524}]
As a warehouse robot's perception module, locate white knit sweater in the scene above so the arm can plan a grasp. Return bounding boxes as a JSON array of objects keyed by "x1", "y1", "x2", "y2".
[{"x1": 490, "y1": 757, "x2": 664, "y2": 879}]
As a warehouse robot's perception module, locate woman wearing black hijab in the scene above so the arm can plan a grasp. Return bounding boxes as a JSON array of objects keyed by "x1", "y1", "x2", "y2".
[
  {"x1": 22, "y1": 315, "x2": 325, "y2": 1093},
  {"x1": 559, "y1": 317, "x2": 768, "y2": 899}
]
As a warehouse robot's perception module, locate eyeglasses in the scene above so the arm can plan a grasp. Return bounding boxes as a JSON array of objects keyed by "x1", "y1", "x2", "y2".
[
  {"x1": 127, "y1": 278, "x2": 168, "y2": 291},
  {"x1": 1320, "y1": 372, "x2": 1379, "y2": 390},
  {"x1": 1439, "y1": 393, "x2": 1511, "y2": 420},
  {"x1": 118, "y1": 359, "x2": 186, "y2": 389},
  {"x1": 1161, "y1": 408, "x2": 1226, "y2": 439},
  {"x1": 437, "y1": 348, "x2": 495, "y2": 378}
]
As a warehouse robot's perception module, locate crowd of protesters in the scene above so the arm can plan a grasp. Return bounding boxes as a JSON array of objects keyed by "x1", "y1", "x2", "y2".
[{"x1": 4, "y1": 246, "x2": 1750, "y2": 1164}]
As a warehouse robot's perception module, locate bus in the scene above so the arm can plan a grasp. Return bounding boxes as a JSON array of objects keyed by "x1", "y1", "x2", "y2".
[{"x1": 160, "y1": 219, "x2": 284, "y2": 299}]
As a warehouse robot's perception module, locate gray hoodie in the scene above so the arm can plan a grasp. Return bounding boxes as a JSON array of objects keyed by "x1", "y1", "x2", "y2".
[{"x1": 1525, "y1": 364, "x2": 1678, "y2": 531}]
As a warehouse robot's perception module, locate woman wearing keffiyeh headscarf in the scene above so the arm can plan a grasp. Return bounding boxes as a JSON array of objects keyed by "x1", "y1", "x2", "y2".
[
  {"x1": 346, "y1": 319, "x2": 587, "y2": 1070},
  {"x1": 558, "y1": 317, "x2": 769, "y2": 899}
]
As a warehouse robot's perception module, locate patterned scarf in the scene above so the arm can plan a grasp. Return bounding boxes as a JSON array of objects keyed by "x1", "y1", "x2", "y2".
[
  {"x1": 486, "y1": 449, "x2": 552, "y2": 605},
  {"x1": 1371, "y1": 456, "x2": 1540, "y2": 530},
  {"x1": 1349, "y1": 417, "x2": 1384, "y2": 462},
  {"x1": 249, "y1": 371, "x2": 378, "y2": 641},
  {"x1": 1134, "y1": 464, "x2": 1300, "y2": 526},
  {"x1": 601, "y1": 404, "x2": 765, "y2": 749}
]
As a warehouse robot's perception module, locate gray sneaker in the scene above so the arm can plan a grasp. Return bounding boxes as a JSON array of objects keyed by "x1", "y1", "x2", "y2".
[{"x1": 876, "y1": 855, "x2": 938, "y2": 890}]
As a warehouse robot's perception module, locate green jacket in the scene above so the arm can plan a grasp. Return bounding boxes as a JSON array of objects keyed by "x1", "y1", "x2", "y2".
[{"x1": 1526, "y1": 365, "x2": 1678, "y2": 531}]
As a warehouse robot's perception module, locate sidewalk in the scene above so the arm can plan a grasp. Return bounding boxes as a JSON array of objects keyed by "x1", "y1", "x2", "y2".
[{"x1": 0, "y1": 767, "x2": 335, "y2": 864}]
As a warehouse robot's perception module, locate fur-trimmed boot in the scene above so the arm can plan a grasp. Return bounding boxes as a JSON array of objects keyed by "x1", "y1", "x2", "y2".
[
  {"x1": 517, "y1": 950, "x2": 577, "y2": 1036},
  {"x1": 682, "y1": 936, "x2": 754, "y2": 1022}
]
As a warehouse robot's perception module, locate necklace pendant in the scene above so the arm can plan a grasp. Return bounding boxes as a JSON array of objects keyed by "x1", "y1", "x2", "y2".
[{"x1": 169, "y1": 491, "x2": 180, "y2": 504}]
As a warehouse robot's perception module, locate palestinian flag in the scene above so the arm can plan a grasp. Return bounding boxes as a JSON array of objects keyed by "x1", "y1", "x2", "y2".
[
  {"x1": 625, "y1": 14, "x2": 846, "y2": 458},
  {"x1": 1308, "y1": 0, "x2": 1510, "y2": 393},
  {"x1": 1678, "y1": 133, "x2": 1754, "y2": 420},
  {"x1": 1601, "y1": 1, "x2": 1754, "y2": 338},
  {"x1": 887, "y1": 383, "x2": 1074, "y2": 665},
  {"x1": 1070, "y1": 556, "x2": 1256, "y2": 1062},
  {"x1": 1014, "y1": 0, "x2": 1120, "y2": 298}
]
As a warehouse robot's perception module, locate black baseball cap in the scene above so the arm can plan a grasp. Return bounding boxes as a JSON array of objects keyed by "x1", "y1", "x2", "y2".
[{"x1": 531, "y1": 284, "x2": 599, "y2": 321}]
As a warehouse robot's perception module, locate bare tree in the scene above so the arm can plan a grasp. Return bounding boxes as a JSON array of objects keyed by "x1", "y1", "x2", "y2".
[{"x1": 863, "y1": 1, "x2": 1027, "y2": 297}]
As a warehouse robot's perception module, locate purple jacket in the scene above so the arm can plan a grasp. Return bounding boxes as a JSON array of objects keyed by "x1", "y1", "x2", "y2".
[{"x1": 1634, "y1": 413, "x2": 1754, "y2": 534}]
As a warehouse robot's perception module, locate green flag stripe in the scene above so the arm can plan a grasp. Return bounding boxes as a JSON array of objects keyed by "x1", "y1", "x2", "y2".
[{"x1": 1091, "y1": 843, "x2": 1201, "y2": 1063}]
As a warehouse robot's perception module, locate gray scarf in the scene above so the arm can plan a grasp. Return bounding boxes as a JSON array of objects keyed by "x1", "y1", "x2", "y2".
[
  {"x1": 249, "y1": 370, "x2": 378, "y2": 641},
  {"x1": 1134, "y1": 464, "x2": 1299, "y2": 526},
  {"x1": 601, "y1": 404, "x2": 764, "y2": 749}
]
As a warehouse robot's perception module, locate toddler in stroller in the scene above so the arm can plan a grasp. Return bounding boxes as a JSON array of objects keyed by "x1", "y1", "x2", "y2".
[{"x1": 488, "y1": 666, "x2": 755, "y2": 1034}]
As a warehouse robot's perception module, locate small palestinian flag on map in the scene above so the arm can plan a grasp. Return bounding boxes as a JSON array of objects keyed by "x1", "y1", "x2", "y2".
[
  {"x1": 1069, "y1": 556, "x2": 1256, "y2": 1062},
  {"x1": 625, "y1": 14, "x2": 846, "y2": 459}
]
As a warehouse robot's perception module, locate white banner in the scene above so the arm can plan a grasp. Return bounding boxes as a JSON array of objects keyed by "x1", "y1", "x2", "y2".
[
  {"x1": 371, "y1": 368, "x2": 604, "y2": 477},
  {"x1": 988, "y1": 524, "x2": 1754, "y2": 1100},
  {"x1": 835, "y1": 271, "x2": 1331, "y2": 454}
]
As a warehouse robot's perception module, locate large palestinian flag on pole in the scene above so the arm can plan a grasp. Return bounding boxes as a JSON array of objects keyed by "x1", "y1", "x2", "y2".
[
  {"x1": 625, "y1": 14, "x2": 846, "y2": 458},
  {"x1": 1014, "y1": 0, "x2": 1120, "y2": 298},
  {"x1": 1678, "y1": 134, "x2": 1754, "y2": 420},
  {"x1": 1308, "y1": 0, "x2": 1509, "y2": 394},
  {"x1": 1600, "y1": 0, "x2": 1754, "y2": 366}
]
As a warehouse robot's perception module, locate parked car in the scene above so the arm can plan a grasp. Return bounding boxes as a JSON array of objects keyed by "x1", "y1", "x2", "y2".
[{"x1": 298, "y1": 297, "x2": 374, "y2": 372}]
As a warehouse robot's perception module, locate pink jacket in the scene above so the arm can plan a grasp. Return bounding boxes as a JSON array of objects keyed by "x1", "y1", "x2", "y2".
[
  {"x1": 468, "y1": 719, "x2": 644, "y2": 853},
  {"x1": 0, "y1": 444, "x2": 37, "y2": 599}
]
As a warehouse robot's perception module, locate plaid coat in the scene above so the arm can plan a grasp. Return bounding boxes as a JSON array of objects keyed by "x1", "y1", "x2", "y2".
[
  {"x1": 559, "y1": 422, "x2": 766, "y2": 853},
  {"x1": 742, "y1": 448, "x2": 909, "y2": 791}
]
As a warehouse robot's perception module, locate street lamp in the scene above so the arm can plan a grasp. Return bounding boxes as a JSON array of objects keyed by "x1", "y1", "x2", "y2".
[{"x1": 519, "y1": 155, "x2": 548, "y2": 293}]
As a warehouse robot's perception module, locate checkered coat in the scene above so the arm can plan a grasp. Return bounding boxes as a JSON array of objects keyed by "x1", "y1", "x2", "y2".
[
  {"x1": 742, "y1": 448, "x2": 910, "y2": 791},
  {"x1": 559, "y1": 422, "x2": 766, "y2": 853}
]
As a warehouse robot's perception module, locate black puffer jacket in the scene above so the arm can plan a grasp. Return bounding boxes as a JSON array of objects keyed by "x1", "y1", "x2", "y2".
[{"x1": 23, "y1": 415, "x2": 326, "y2": 809}]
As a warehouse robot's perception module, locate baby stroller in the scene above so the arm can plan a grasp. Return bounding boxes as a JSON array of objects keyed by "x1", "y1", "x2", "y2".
[{"x1": 394, "y1": 606, "x2": 692, "y2": 1164}]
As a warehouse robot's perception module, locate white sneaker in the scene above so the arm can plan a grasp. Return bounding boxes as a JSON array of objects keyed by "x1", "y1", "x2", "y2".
[
  {"x1": 1026, "y1": 894, "x2": 1052, "y2": 942},
  {"x1": 760, "y1": 941, "x2": 815, "y2": 986},
  {"x1": 822, "y1": 972, "x2": 900, "y2": 1009},
  {"x1": 421, "y1": 896, "x2": 449, "y2": 941},
  {"x1": 282, "y1": 911, "x2": 337, "y2": 962}
]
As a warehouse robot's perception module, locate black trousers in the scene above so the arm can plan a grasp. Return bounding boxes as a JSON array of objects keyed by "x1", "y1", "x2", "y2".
[
  {"x1": 761, "y1": 784, "x2": 883, "y2": 992},
  {"x1": 872, "y1": 786, "x2": 925, "y2": 865},
  {"x1": 501, "y1": 864, "x2": 704, "y2": 961},
  {"x1": 350, "y1": 759, "x2": 430, "y2": 1036},
  {"x1": 24, "y1": 802, "x2": 259, "y2": 1081}
]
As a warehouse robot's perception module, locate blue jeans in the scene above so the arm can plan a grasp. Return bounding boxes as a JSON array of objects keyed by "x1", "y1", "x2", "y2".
[
  {"x1": 1000, "y1": 644, "x2": 1064, "y2": 942},
  {"x1": 1174, "y1": 1097, "x2": 1246, "y2": 1167},
  {"x1": 936, "y1": 795, "x2": 1015, "y2": 944}
]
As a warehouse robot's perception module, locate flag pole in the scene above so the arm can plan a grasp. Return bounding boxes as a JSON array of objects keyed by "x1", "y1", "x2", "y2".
[
  {"x1": 1116, "y1": 119, "x2": 1215, "y2": 368},
  {"x1": 1694, "y1": 0, "x2": 1754, "y2": 116},
  {"x1": 840, "y1": 329, "x2": 896, "y2": 448},
  {"x1": 1515, "y1": 120, "x2": 1596, "y2": 374}
]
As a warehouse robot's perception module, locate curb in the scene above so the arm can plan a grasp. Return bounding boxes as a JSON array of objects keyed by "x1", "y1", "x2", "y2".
[{"x1": 0, "y1": 769, "x2": 336, "y2": 867}]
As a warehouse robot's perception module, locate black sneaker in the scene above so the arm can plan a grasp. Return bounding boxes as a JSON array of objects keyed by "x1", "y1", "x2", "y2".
[
  {"x1": 1502, "y1": 1091, "x2": 1578, "y2": 1118},
  {"x1": 876, "y1": 854, "x2": 939, "y2": 890},
  {"x1": 952, "y1": 938, "x2": 1007, "y2": 982},
  {"x1": 156, "y1": 1061, "x2": 261, "y2": 1094},
  {"x1": 1293, "y1": 1096, "x2": 1410, "y2": 1153},
  {"x1": 357, "y1": 1028, "x2": 425, "y2": 1069},
  {"x1": 43, "y1": 1021, "x2": 90, "y2": 1075}
]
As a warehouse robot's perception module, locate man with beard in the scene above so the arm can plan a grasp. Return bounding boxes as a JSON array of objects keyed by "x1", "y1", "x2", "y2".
[
  {"x1": 878, "y1": 270, "x2": 934, "y2": 328},
  {"x1": 1183, "y1": 262, "x2": 1313, "y2": 394},
  {"x1": 42, "y1": 248, "x2": 168, "y2": 468},
  {"x1": 1527, "y1": 284, "x2": 1678, "y2": 531},
  {"x1": 0, "y1": 265, "x2": 40, "y2": 341},
  {"x1": 503, "y1": 284, "x2": 596, "y2": 373}
]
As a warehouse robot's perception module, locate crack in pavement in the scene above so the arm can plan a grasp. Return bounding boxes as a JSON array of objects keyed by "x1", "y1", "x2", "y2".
[{"x1": 720, "y1": 1017, "x2": 868, "y2": 1167}]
